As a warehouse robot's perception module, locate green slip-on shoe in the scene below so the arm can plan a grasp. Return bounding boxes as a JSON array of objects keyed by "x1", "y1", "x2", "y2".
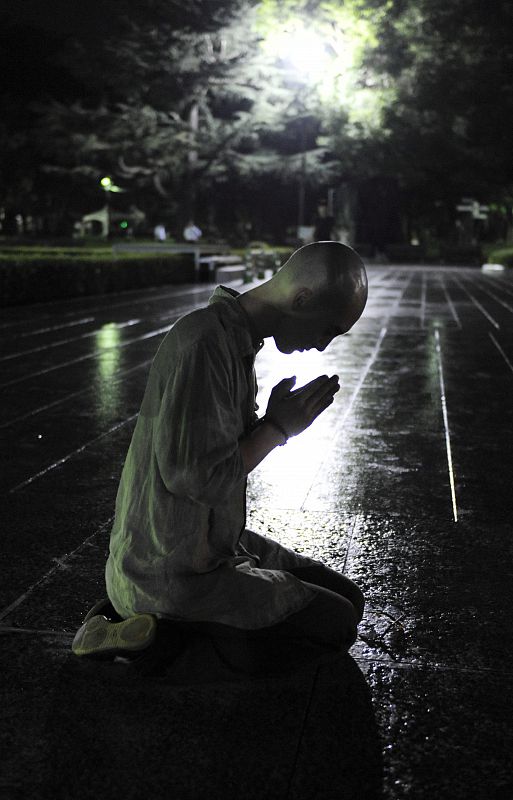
[
  {"x1": 83, "y1": 598, "x2": 123, "y2": 623},
  {"x1": 72, "y1": 613, "x2": 157, "y2": 659}
]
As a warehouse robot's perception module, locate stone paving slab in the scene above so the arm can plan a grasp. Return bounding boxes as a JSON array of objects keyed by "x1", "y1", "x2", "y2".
[
  {"x1": 361, "y1": 661, "x2": 513, "y2": 800},
  {"x1": 347, "y1": 516, "x2": 513, "y2": 671}
]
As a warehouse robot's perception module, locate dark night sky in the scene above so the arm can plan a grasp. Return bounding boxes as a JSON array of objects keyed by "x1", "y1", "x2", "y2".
[
  {"x1": 0, "y1": 1, "x2": 203, "y2": 102},
  {"x1": 0, "y1": 0, "x2": 131, "y2": 103},
  {"x1": 1, "y1": 0, "x2": 124, "y2": 36}
]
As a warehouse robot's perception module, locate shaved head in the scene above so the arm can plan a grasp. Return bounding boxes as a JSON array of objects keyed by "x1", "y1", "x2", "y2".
[
  {"x1": 238, "y1": 240, "x2": 368, "y2": 354},
  {"x1": 275, "y1": 240, "x2": 368, "y2": 318}
]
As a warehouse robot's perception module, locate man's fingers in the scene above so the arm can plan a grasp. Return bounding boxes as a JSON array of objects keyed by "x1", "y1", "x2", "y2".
[
  {"x1": 272, "y1": 376, "x2": 297, "y2": 397},
  {"x1": 292, "y1": 374, "x2": 339, "y2": 400},
  {"x1": 310, "y1": 393, "x2": 335, "y2": 420},
  {"x1": 302, "y1": 379, "x2": 340, "y2": 407},
  {"x1": 267, "y1": 374, "x2": 339, "y2": 437}
]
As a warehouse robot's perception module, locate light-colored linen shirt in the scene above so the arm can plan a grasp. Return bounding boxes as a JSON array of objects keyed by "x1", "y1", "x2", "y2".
[{"x1": 105, "y1": 286, "x2": 315, "y2": 629}]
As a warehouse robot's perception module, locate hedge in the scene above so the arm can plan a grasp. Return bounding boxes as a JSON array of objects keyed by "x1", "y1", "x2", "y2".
[{"x1": 0, "y1": 253, "x2": 195, "y2": 307}]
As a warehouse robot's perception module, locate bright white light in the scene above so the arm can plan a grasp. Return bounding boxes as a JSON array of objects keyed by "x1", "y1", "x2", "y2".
[
  {"x1": 265, "y1": 24, "x2": 331, "y2": 80},
  {"x1": 284, "y1": 28, "x2": 328, "y2": 76},
  {"x1": 262, "y1": 20, "x2": 359, "y2": 102}
]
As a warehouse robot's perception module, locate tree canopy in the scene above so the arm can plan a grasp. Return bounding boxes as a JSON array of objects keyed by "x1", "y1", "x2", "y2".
[
  {"x1": 355, "y1": 0, "x2": 513, "y2": 232},
  {"x1": 2, "y1": 0, "x2": 512, "y2": 242}
]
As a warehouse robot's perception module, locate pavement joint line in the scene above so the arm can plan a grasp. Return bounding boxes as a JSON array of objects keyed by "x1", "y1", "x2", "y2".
[
  {"x1": 0, "y1": 318, "x2": 142, "y2": 363},
  {"x1": 434, "y1": 329, "x2": 458, "y2": 523},
  {"x1": 0, "y1": 283, "x2": 217, "y2": 330},
  {"x1": 0, "y1": 358, "x2": 154, "y2": 430},
  {"x1": 0, "y1": 296, "x2": 205, "y2": 380},
  {"x1": 452, "y1": 275, "x2": 500, "y2": 329},
  {"x1": 0, "y1": 516, "x2": 114, "y2": 623},
  {"x1": 51, "y1": 557, "x2": 72, "y2": 570},
  {"x1": 368, "y1": 270, "x2": 398, "y2": 287},
  {"x1": 369, "y1": 327, "x2": 429, "y2": 335},
  {"x1": 285, "y1": 668, "x2": 321, "y2": 799},
  {"x1": 420, "y1": 271, "x2": 427, "y2": 329},
  {"x1": 9, "y1": 414, "x2": 138, "y2": 493},
  {"x1": 473, "y1": 279, "x2": 513, "y2": 314},
  {"x1": 480, "y1": 272, "x2": 513, "y2": 300},
  {"x1": 341, "y1": 513, "x2": 364, "y2": 574},
  {"x1": 0, "y1": 323, "x2": 175, "y2": 389},
  {"x1": 488, "y1": 332, "x2": 513, "y2": 376},
  {"x1": 2, "y1": 298, "x2": 204, "y2": 363},
  {"x1": 0, "y1": 626, "x2": 73, "y2": 638},
  {"x1": 438, "y1": 274, "x2": 462, "y2": 328},
  {"x1": 18, "y1": 316, "x2": 96, "y2": 337},
  {"x1": 1, "y1": 291, "x2": 221, "y2": 387},
  {"x1": 1, "y1": 296, "x2": 209, "y2": 424}
]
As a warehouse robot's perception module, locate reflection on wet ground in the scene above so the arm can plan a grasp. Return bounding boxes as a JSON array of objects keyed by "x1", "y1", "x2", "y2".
[{"x1": 2, "y1": 268, "x2": 513, "y2": 799}]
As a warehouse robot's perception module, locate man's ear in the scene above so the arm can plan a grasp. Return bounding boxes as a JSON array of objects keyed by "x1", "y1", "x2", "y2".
[{"x1": 291, "y1": 287, "x2": 313, "y2": 312}]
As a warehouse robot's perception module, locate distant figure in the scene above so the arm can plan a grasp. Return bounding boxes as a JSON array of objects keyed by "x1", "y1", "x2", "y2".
[
  {"x1": 183, "y1": 220, "x2": 202, "y2": 242},
  {"x1": 153, "y1": 224, "x2": 167, "y2": 242},
  {"x1": 313, "y1": 201, "x2": 335, "y2": 241},
  {"x1": 72, "y1": 242, "x2": 368, "y2": 668}
]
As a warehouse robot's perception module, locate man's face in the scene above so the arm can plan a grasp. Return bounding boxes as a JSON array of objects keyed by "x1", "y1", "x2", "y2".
[{"x1": 273, "y1": 295, "x2": 364, "y2": 354}]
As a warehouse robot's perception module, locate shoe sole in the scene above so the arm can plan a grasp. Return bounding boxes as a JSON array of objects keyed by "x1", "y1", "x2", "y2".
[{"x1": 72, "y1": 613, "x2": 157, "y2": 658}]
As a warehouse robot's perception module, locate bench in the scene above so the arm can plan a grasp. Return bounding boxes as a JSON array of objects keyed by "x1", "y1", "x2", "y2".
[
  {"x1": 215, "y1": 264, "x2": 246, "y2": 284},
  {"x1": 198, "y1": 254, "x2": 243, "y2": 281},
  {"x1": 112, "y1": 243, "x2": 231, "y2": 280}
]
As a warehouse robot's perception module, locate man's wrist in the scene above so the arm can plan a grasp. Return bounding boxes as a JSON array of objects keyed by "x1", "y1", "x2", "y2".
[{"x1": 263, "y1": 415, "x2": 289, "y2": 445}]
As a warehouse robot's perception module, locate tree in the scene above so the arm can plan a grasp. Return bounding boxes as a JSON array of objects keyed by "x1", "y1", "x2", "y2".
[
  {"x1": 0, "y1": 15, "x2": 88, "y2": 235},
  {"x1": 353, "y1": 0, "x2": 513, "y2": 240},
  {"x1": 36, "y1": 0, "x2": 377, "y2": 237},
  {"x1": 34, "y1": 1, "x2": 332, "y2": 233},
  {"x1": 8, "y1": 0, "x2": 511, "y2": 243}
]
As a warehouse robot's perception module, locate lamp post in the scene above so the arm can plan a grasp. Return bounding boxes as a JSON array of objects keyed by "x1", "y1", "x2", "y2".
[
  {"x1": 99, "y1": 176, "x2": 124, "y2": 238},
  {"x1": 298, "y1": 124, "x2": 307, "y2": 230},
  {"x1": 267, "y1": 24, "x2": 332, "y2": 237}
]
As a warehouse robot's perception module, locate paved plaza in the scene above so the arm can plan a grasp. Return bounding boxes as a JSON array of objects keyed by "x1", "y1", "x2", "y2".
[{"x1": 1, "y1": 265, "x2": 513, "y2": 799}]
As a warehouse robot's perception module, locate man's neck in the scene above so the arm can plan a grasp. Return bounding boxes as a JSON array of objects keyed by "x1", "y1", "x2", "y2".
[{"x1": 237, "y1": 284, "x2": 282, "y2": 342}]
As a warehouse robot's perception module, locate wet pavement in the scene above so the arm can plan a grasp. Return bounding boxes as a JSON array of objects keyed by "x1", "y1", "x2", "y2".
[{"x1": 1, "y1": 267, "x2": 513, "y2": 799}]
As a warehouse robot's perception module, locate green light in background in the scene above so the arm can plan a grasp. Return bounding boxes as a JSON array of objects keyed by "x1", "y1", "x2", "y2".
[
  {"x1": 120, "y1": 220, "x2": 128, "y2": 229},
  {"x1": 100, "y1": 175, "x2": 124, "y2": 193}
]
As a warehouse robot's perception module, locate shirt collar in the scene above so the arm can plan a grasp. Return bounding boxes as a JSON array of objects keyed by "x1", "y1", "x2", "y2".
[{"x1": 209, "y1": 285, "x2": 264, "y2": 356}]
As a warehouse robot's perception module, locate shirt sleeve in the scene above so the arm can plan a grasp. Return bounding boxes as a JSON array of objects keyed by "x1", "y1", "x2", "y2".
[{"x1": 153, "y1": 338, "x2": 246, "y2": 506}]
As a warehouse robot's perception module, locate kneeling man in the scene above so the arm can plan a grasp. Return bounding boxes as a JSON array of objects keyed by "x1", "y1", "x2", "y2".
[{"x1": 73, "y1": 241, "x2": 368, "y2": 661}]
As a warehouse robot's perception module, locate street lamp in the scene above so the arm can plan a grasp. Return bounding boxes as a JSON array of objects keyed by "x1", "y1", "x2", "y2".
[
  {"x1": 263, "y1": 23, "x2": 338, "y2": 234},
  {"x1": 269, "y1": 25, "x2": 331, "y2": 79},
  {"x1": 99, "y1": 176, "x2": 124, "y2": 238},
  {"x1": 260, "y1": 12, "x2": 379, "y2": 242},
  {"x1": 100, "y1": 176, "x2": 123, "y2": 193}
]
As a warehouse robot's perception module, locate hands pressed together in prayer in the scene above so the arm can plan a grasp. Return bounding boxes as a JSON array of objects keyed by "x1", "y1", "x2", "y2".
[
  {"x1": 240, "y1": 373, "x2": 340, "y2": 475},
  {"x1": 265, "y1": 374, "x2": 340, "y2": 439}
]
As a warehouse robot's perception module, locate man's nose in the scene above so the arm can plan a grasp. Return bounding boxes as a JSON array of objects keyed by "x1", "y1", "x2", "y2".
[{"x1": 316, "y1": 337, "x2": 332, "y2": 352}]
